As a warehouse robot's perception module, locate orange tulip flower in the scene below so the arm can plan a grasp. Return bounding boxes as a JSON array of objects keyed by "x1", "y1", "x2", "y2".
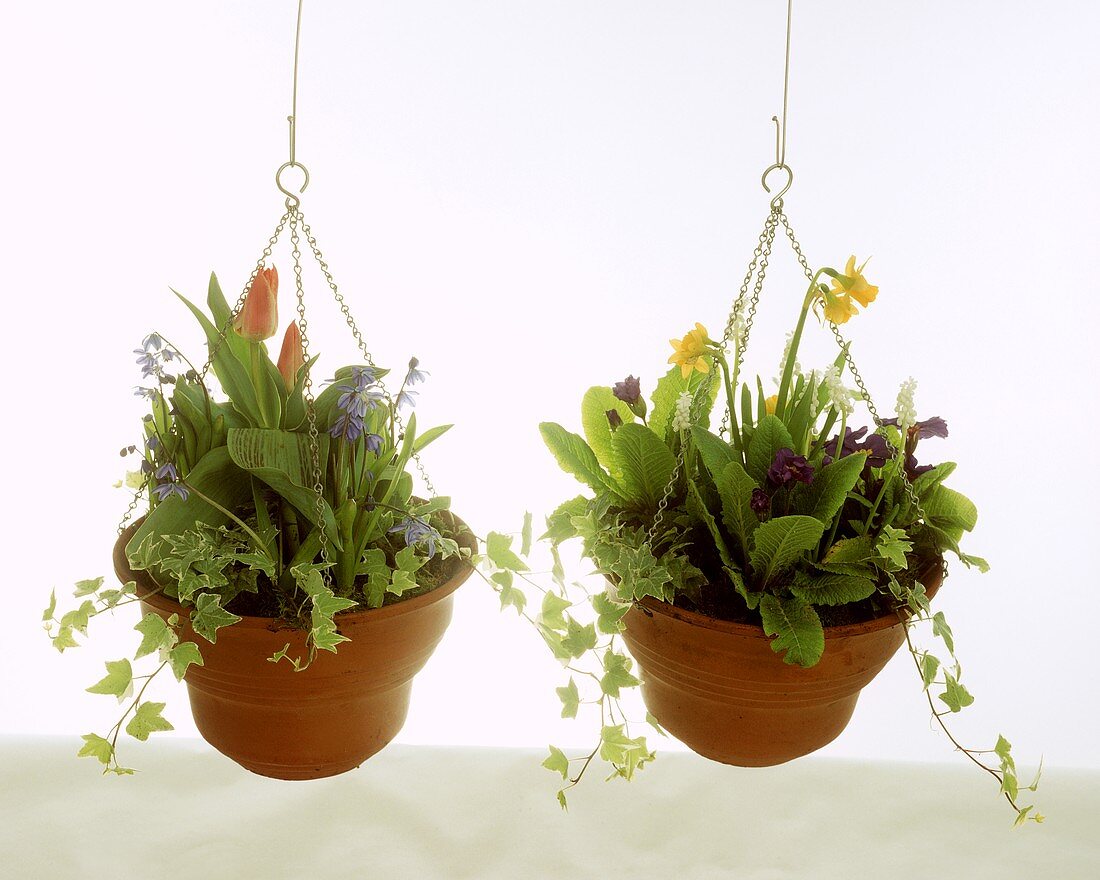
[
  {"x1": 276, "y1": 321, "x2": 305, "y2": 390},
  {"x1": 233, "y1": 267, "x2": 279, "y2": 341}
]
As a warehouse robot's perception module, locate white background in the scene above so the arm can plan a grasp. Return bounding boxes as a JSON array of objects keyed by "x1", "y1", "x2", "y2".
[{"x1": 2, "y1": 0, "x2": 1097, "y2": 776}]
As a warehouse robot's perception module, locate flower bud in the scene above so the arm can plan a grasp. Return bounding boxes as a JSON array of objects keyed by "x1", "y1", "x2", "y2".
[
  {"x1": 233, "y1": 267, "x2": 279, "y2": 341},
  {"x1": 276, "y1": 321, "x2": 305, "y2": 390}
]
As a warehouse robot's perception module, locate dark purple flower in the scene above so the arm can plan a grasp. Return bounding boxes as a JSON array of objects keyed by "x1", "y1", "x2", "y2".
[
  {"x1": 389, "y1": 515, "x2": 441, "y2": 558},
  {"x1": 767, "y1": 448, "x2": 815, "y2": 487},
  {"x1": 606, "y1": 409, "x2": 623, "y2": 430},
  {"x1": 881, "y1": 416, "x2": 949, "y2": 440},
  {"x1": 905, "y1": 453, "x2": 934, "y2": 480},
  {"x1": 823, "y1": 426, "x2": 890, "y2": 469},
  {"x1": 750, "y1": 487, "x2": 771, "y2": 516},
  {"x1": 613, "y1": 375, "x2": 641, "y2": 405},
  {"x1": 145, "y1": 435, "x2": 160, "y2": 451}
]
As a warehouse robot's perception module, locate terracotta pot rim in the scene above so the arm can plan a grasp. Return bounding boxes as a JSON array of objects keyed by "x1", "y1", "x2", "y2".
[
  {"x1": 633, "y1": 557, "x2": 943, "y2": 641},
  {"x1": 114, "y1": 515, "x2": 478, "y2": 629}
]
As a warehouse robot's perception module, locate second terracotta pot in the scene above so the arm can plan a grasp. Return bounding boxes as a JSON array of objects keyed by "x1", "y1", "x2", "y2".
[
  {"x1": 114, "y1": 523, "x2": 475, "y2": 780},
  {"x1": 620, "y1": 562, "x2": 942, "y2": 767}
]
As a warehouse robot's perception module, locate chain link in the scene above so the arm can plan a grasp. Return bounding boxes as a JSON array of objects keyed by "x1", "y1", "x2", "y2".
[
  {"x1": 115, "y1": 486, "x2": 145, "y2": 536},
  {"x1": 289, "y1": 212, "x2": 332, "y2": 581},
  {"x1": 200, "y1": 212, "x2": 291, "y2": 381}
]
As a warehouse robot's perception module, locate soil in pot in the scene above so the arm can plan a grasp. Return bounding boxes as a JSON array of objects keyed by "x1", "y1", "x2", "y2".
[
  {"x1": 113, "y1": 519, "x2": 477, "y2": 780},
  {"x1": 620, "y1": 560, "x2": 943, "y2": 768}
]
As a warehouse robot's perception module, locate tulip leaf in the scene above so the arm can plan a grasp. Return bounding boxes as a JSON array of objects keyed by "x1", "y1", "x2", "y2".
[
  {"x1": 207, "y1": 272, "x2": 252, "y2": 368},
  {"x1": 174, "y1": 288, "x2": 264, "y2": 427}
]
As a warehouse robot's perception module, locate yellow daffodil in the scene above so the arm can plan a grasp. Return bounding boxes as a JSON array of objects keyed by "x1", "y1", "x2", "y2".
[
  {"x1": 764, "y1": 394, "x2": 778, "y2": 415},
  {"x1": 668, "y1": 322, "x2": 712, "y2": 378},
  {"x1": 831, "y1": 255, "x2": 878, "y2": 308},
  {"x1": 819, "y1": 288, "x2": 859, "y2": 325}
]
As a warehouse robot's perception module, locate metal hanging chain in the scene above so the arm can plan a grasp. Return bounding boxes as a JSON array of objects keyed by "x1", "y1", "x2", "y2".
[{"x1": 289, "y1": 210, "x2": 332, "y2": 580}]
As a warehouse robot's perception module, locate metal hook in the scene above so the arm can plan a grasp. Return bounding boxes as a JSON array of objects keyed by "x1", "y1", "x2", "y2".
[
  {"x1": 276, "y1": 159, "x2": 310, "y2": 209},
  {"x1": 760, "y1": 162, "x2": 793, "y2": 208}
]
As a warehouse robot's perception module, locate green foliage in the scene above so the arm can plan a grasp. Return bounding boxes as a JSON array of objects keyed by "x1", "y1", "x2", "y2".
[
  {"x1": 542, "y1": 745, "x2": 570, "y2": 779},
  {"x1": 556, "y1": 679, "x2": 580, "y2": 718},
  {"x1": 168, "y1": 642, "x2": 204, "y2": 681},
  {"x1": 539, "y1": 422, "x2": 622, "y2": 499},
  {"x1": 86, "y1": 659, "x2": 134, "y2": 702},
  {"x1": 792, "y1": 453, "x2": 865, "y2": 525},
  {"x1": 134, "y1": 613, "x2": 178, "y2": 659},
  {"x1": 189, "y1": 593, "x2": 242, "y2": 644},
  {"x1": 611, "y1": 424, "x2": 677, "y2": 511},
  {"x1": 789, "y1": 572, "x2": 876, "y2": 606},
  {"x1": 759, "y1": 594, "x2": 825, "y2": 667},
  {"x1": 486, "y1": 532, "x2": 529, "y2": 572},
  {"x1": 599, "y1": 650, "x2": 640, "y2": 697},
  {"x1": 581, "y1": 386, "x2": 636, "y2": 475},
  {"x1": 716, "y1": 461, "x2": 760, "y2": 559},
  {"x1": 125, "y1": 702, "x2": 174, "y2": 741},
  {"x1": 745, "y1": 415, "x2": 794, "y2": 484},
  {"x1": 690, "y1": 427, "x2": 736, "y2": 481},
  {"x1": 749, "y1": 515, "x2": 825, "y2": 586}
]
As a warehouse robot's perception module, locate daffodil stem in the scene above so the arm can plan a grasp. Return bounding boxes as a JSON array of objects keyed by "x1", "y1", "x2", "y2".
[
  {"x1": 716, "y1": 354, "x2": 743, "y2": 460},
  {"x1": 776, "y1": 269, "x2": 828, "y2": 420}
]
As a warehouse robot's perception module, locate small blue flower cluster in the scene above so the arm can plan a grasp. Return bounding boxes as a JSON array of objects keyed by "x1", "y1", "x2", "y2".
[
  {"x1": 330, "y1": 366, "x2": 385, "y2": 443},
  {"x1": 389, "y1": 515, "x2": 442, "y2": 558}
]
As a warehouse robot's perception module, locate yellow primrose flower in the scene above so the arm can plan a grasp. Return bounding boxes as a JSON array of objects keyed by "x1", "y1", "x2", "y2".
[
  {"x1": 819, "y1": 288, "x2": 859, "y2": 325},
  {"x1": 765, "y1": 395, "x2": 778, "y2": 415},
  {"x1": 831, "y1": 255, "x2": 878, "y2": 308},
  {"x1": 668, "y1": 322, "x2": 712, "y2": 378}
]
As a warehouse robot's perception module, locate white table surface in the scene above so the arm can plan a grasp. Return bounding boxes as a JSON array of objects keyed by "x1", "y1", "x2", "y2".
[{"x1": 1, "y1": 735, "x2": 1095, "y2": 879}]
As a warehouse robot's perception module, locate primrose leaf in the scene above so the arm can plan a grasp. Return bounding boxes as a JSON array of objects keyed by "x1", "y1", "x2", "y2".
[
  {"x1": 759, "y1": 594, "x2": 825, "y2": 667},
  {"x1": 125, "y1": 702, "x2": 174, "y2": 741}
]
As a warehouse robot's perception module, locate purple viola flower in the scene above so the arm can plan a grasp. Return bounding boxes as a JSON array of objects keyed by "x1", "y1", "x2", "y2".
[
  {"x1": 154, "y1": 462, "x2": 179, "y2": 481},
  {"x1": 389, "y1": 515, "x2": 441, "y2": 558},
  {"x1": 750, "y1": 487, "x2": 771, "y2": 516},
  {"x1": 405, "y1": 357, "x2": 429, "y2": 386},
  {"x1": 612, "y1": 375, "x2": 641, "y2": 405},
  {"x1": 823, "y1": 426, "x2": 890, "y2": 469},
  {"x1": 767, "y1": 448, "x2": 815, "y2": 487},
  {"x1": 905, "y1": 453, "x2": 935, "y2": 480},
  {"x1": 606, "y1": 409, "x2": 623, "y2": 430},
  {"x1": 364, "y1": 433, "x2": 384, "y2": 454},
  {"x1": 881, "y1": 415, "x2": 949, "y2": 440},
  {"x1": 152, "y1": 482, "x2": 190, "y2": 502}
]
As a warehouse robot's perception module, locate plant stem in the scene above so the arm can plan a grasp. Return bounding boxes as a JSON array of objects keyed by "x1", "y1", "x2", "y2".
[{"x1": 776, "y1": 269, "x2": 826, "y2": 419}]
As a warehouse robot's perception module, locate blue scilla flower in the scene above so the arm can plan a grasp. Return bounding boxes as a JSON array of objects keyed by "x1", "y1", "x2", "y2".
[
  {"x1": 405, "y1": 357, "x2": 429, "y2": 386},
  {"x1": 389, "y1": 515, "x2": 440, "y2": 558},
  {"x1": 134, "y1": 387, "x2": 158, "y2": 400},
  {"x1": 152, "y1": 481, "x2": 189, "y2": 502},
  {"x1": 155, "y1": 462, "x2": 179, "y2": 481},
  {"x1": 396, "y1": 389, "x2": 418, "y2": 410},
  {"x1": 364, "y1": 433, "x2": 384, "y2": 454},
  {"x1": 329, "y1": 412, "x2": 365, "y2": 442},
  {"x1": 134, "y1": 349, "x2": 158, "y2": 378},
  {"x1": 141, "y1": 333, "x2": 163, "y2": 352},
  {"x1": 350, "y1": 366, "x2": 377, "y2": 390}
]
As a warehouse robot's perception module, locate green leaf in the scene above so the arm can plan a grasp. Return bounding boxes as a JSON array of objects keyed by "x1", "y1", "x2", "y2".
[
  {"x1": 43, "y1": 589, "x2": 57, "y2": 621},
  {"x1": 745, "y1": 415, "x2": 794, "y2": 485},
  {"x1": 168, "y1": 642, "x2": 204, "y2": 681},
  {"x1": 486, "y1": 531, "x2": 529, "y2": 572},
  {"x1": 561, "y1": 618, "x2": 598, "y2": 657},
  {"x1": 931, "y1": 611, "x2": 955, "y2": 654},
  {"x1": 650, "y1": 366, "x2": 715, "y2": 439},
  {"x1": 924, "y1": 484, "x2": 979, "y2": 533},
  {"x1": 792, "y1": 453, "x2": 865, "y2": 526},
  {"x1": 717, "y1": 461, "x2": 761, "y2": 558},
  {"x1": 646, "y1": 711, "x2": 668, "y2": 737},
  {"x1": 875, "y1": 525, "x2": 913, "y2": 569},
  {"x1": 939, "y1": 673, "x2": 974, "y2": 712},
  {"x1": 74, "y1": 577, "x2": 104, "y2": 597},
  {"x1": 134, "y1": 613, "x2": 177, "y2": 659},
  {"x1": 920, "y1": 653, "x2": 941, "y2": 689},
  {"x1": 493, "y1": 571, "x2": 527, "y2": 615},
  {"x1": 759, "y1": 594, "x2": 825, "y2": 667},
  {"x1": 542, "y1": 496, "x2": 589, "y2": 544},
  {"x1": 686, "y1": 480, "x2": 736, "y2": 571},
  {"x1": 52, "y1": 626, "x2": 80, "y2": 652},
  {"x1": 412, "y1": 423, "x2": 452, "y2": 454},
  {"x1": 581, "y1": 386, "x2": 636, "y2": 475},
  {"x1": 86, "y1": 659, "x2": 134, "y2": 701},
  {"x1": 592, "y1": 591, "x2": 629, "y2": 634},
  {"x1": 749, "y1": 515, "x2": 825, "y2": 585},
  {"x1": 542, "y1": 745, "x2": 570, "y2": 779},
  {"x1": 125, "y1": 702, "x2": 174, "y2": 741},
  {"x1": 599, "y1": 725, "x2": 654, "y2": 780},
  {"x1": 789, "y1": 572, "x2": 877, "y2": 606},
  {"x1": 539, "y1": 592, "x2": 572, "y2": 632},
  {"x1": 556, "y1": 678, "x2": 580, "y2": 718},
  {"x1": 190, "y1": 593, "x2": 242, "y2": 644},
  {"x1": 609, "y1": 423, "x2": 677, "y2": 511},
  {"x1": 77, "y1": 733, "x2": 114, "y2": 766},
  {"x1": 539, "y1": 422, "x2": 622, "y2": 498},
  {"x1": 520, "y1": 512, "x2": 533, "y2": 557},
  {"x1": 60, "y1": 600, "x2": 96, "y2": 635},
  {"x1": 600, "y1": 650, "x2": 641, "y2": 697},
  {"x1": 691, "y1": 427, "x2": 736, "y2": 481}
]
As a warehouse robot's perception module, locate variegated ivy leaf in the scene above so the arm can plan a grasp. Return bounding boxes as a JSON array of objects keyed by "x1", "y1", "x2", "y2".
[
  {"x1": 51, "y1": 626, "x2": 80, "y2": 653},
  {"x1": 134, "y1": 613, "x2": 178, "y2": 659},
  {"x1": 938, "y1": 673, "x2": 974, "y2": 713},
  {"x1": 86, "y1": 658, "x2": 134, "y2": 702},
  {"x1": 125, "y1": 701, "x2": 174, "y2": 741},
  {"x1": 931, "y1": 611, "x2": 955, "y2": 654},
  {"x1": 520, "y1": 512, "x2": 533, "y2": 557},
  {"x1": 542, "y1": 745, "x2": 570, "y2": 779},
  {"x1": 874, "y1": 525, "x2": 913, "y2": 569},
  {"x1": 77, "y1": 733, "x2": 115, "y2": 766},
  {"x1": 492, "y1": 570, "x2": 526, "y2": 615},
  {"x1": 168, "y1": 642, "x2": 204, "y2": 681},
  {"x1": 60, "y1": 601, "x2": 97, "y2": 636},
  {"x1": 43, "y1": 590, "x2": 57, "y2": 622},
  {"x1": 591, "y1": 591, "x2": 628, "y2": 634},
  {"x1": 189, "y1": 594, "x2": 242, "y2": 644},
  {"x1": 919, "y1": 652, "x2": 940, "y2": 689},
  {"x1": 599, "y1": 725, "x2": 654, "y2": 780},
  {"x1": 74, "y1": 577, "x2": 104, "y2": 598},
  {"x1": 555, "y1": 678, "x2": 580, "y2": 719},
  {"x1": 486, "y1": 532, "x2": 529, "y2": 573},
  {"x1": 560, "y1": 619, "x2": 598, "y2": 658},
  {"x1": 599, "y1": 649, "x2": 640, "y2": 697},
  {"x1": 539, "y1": 592, "x2": 572, "y2": 632}
]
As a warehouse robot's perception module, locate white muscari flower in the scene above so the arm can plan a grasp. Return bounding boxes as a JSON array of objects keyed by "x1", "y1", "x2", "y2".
[
  {"x1": 822, "y1": 364, "x2": 854, "y2": 415},
  {"x1": 671, "y1": 391, "x2": 694, "y2": 431},
  {"x1": 775, "y1": 330, "x2": 802, "y2": 386},
  {"x1": 729, "y1": 303, "x2": 748, "y2": 353},
  {"x1": 895, "y1": 377, "x2": 918, "y2": 433}
]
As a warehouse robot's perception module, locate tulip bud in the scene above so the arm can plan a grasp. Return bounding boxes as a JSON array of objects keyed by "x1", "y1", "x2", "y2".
[
  {"x1": 276, "y1": 321, "x2": 305, "y2": 390},
  {"x1": 233, "y1": 267, "x2": 279, "y2": 341}
]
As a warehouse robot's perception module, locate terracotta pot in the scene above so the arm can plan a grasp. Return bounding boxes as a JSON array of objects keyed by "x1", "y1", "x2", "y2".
[
  {"x1": 113, "y1": 521, "x2": 476, "y2": 780},
  {"x1": 620, "y1": 562, "x2": 943, "y2": 767}
]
